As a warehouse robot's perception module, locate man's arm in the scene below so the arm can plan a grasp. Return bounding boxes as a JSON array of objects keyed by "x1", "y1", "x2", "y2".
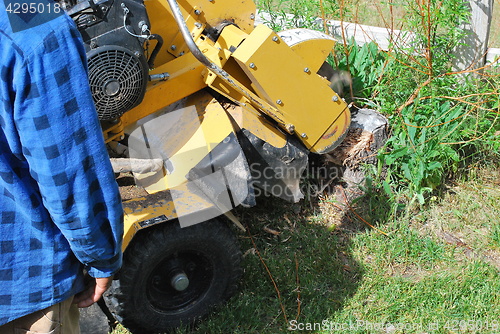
[{"x1": 13, "y1": 15, "x2": 123, "y2": 283}]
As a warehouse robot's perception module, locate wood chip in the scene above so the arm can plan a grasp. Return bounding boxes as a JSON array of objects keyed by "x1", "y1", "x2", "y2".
[{"x1": 263, "y1": 226, "x2": 281, "y2": 236}]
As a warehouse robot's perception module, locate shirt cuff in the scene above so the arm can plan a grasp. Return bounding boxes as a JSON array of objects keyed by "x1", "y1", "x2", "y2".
[{"x1": 85, "y1": 252, "x2": 123, "y2": 278}]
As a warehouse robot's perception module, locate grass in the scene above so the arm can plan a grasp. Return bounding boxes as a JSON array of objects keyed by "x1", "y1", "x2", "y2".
[{"x1": 111, "y1": 167, "x2": 500, "y2": 334}]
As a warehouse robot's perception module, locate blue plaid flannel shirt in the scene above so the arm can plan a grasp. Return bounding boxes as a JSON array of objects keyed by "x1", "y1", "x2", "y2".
[{"x1": 0, "y1": 0, "x2": 123, "y2": 325}]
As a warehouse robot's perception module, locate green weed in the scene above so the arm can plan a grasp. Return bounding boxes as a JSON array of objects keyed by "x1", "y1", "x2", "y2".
[
  {"x1": 260, "y1": 0, "x2": 499, "y2": 204},
  {"x1": 337, "y1": 0, "x2": 499, "y2": 204}
]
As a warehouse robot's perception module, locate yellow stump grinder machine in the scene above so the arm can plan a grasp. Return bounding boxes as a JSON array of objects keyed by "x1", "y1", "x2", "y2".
[{"x1": 61, "y1": 0, "x2": 384, "y2": 332}]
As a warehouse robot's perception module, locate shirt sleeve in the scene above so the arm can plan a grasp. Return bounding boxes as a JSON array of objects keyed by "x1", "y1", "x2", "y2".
[{"x1": 12, "y1": 15, "x2": 123, "y2": 278}]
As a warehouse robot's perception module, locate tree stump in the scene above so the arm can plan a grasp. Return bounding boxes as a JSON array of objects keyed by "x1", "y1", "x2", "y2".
[{"x1": 324, "y1": 108, "x2": 389, "y2": 208}]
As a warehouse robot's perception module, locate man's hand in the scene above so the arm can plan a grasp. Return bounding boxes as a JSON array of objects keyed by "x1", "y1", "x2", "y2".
[{"x1": 73, "y1": 276, "x2": 113, "y2": 308}]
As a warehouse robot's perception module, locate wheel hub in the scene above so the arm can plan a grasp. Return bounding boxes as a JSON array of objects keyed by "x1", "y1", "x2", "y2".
[
  {"x1": 170, "y1": 271, "x2": 190, "y2": 291},
  {"x1": 146, "y1": 251, "x2": 213, "y2": 312}
]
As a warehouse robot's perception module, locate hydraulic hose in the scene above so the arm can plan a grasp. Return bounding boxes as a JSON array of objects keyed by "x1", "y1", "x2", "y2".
[
  {"x1": 165, "y1": 0, "x2": 218, "y2": 69},
  {"x1": 147, "y1": 34, "x2": 164, "y2": 69}
]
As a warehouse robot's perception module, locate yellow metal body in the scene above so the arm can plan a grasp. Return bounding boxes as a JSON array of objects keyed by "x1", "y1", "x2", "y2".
[
  {"x1": 129, "y1": 91, "x2": 234, "y2": 192},
  {"x1": 230, "y1": 25, "x2": 348, "y2": 153},
  {"x1": 121, "y1": 91, "x2": 236, "y2": 249},
  {"x1": 107, "y1": 0, "x2": 351, "y2": 247}
]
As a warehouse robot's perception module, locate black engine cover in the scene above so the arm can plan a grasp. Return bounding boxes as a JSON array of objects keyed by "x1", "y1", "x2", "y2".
[{"x1": 66, "y1": 0, "x2": 150, "y2": 120}]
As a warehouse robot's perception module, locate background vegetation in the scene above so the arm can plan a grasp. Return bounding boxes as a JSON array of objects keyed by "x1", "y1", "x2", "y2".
[
  {"x1": 113, "y1": 0, "x2": 499, "y2": 333},
  {"x1": 260, "y1": 0, "x2": 499, "y2": 203}
]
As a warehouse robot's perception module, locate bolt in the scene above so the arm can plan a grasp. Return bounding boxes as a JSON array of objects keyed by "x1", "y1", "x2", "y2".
[
  {"x1": 249, "y1": 63, "x2": 255, "y2": 69},
  {"x1": 286, "y1": 124, "x2": 295, "y2": 133},
  {"x1": 272, "y1": 36, "x2": 279, "y2": 42},
  {"x1": 332, "y1": 95, "x2": 339, "y2": 102},
  {"x1": 195, "y1": 22, "x2": 202, "y2": 29},
  {"x1": 194, "y1": 9, "x2": 201, "y2": 15},
  {"x1": 186, "y1": 262, "x2": 196, "y2": 271},
  {"x1": 276, "y1": 99, "x2": 283, "y2": 105},
  {"x1": 301, "y1": 133, "x2": 307, "y2": 138},
  {"x1": 152, "y1": 275, "x2": 161, "y2": 286},
  {"x1": 138, "y1": 20, "x2": 148, "y2": 31},
  {"x1": 250, "y1": 13, "x2": 255, "y2": 20},
  {"x1": 304, "y1": 67, "x2": 310, "y2": 73},
  {"x1": 170, "y1": 45, "x2": 177, "y2": 50}
]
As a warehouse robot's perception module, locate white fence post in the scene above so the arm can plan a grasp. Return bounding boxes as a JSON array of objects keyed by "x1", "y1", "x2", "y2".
[
  {"x1": 256, "y1": 10, "x2": 500, "y2": 65},
  {"x1": 453, "y1": 0, "x2": 494, "y2": 72}
]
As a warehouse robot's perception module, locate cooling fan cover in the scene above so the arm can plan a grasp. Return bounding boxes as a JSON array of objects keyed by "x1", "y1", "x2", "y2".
[{"x1": 87, "y1": 45, "x2": 148, "y2": 121}]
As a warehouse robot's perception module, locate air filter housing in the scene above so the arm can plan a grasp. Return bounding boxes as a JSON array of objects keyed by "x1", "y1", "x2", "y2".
[
  {"x1": 64, "y1": 0, "x2": 151, "y2": 120},
  {"x1": 87, "y1": 46, "x2": 148, "y2": 120}
]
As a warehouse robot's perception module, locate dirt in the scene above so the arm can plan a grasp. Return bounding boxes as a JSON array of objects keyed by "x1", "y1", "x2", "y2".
[{"x1": 115, "y1": 173, "x2": 149, "y2": 201}]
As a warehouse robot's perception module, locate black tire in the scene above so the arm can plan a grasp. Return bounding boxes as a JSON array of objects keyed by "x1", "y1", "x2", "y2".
[{"x1": 105, "y1": 218, "x2": 242, "y2": 333}]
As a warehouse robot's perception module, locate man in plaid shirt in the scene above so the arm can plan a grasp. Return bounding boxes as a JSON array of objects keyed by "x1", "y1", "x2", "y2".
[{"x1": 0, "y1": 0, "x2": 124, "y2": 332}]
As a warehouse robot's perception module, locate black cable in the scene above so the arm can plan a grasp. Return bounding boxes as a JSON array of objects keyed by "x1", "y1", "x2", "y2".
[{"x1": 147, "y1": 34, "x2": 163, "y2": 69}]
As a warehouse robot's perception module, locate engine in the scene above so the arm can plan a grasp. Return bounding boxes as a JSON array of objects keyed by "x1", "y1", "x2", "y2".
[{"x1": 62, "y1": 0, "x2": 151, "y2": 120}]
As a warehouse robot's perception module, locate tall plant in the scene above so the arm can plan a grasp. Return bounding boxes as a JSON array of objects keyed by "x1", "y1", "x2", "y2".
[
  {"x1": 256, "y1": 0, "x2": 340, "y2": 30},
  {"x1": 255, "y1": 0, "x2": 499, "y2": 205},
  {"x1": 336, "y1": 0, "x2": 499, "y2": 204}
]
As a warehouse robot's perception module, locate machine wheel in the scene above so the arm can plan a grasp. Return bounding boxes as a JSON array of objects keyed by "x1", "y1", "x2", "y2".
[{"x1": 105, "y1": 218, "x2": 242, "y2": 333}]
